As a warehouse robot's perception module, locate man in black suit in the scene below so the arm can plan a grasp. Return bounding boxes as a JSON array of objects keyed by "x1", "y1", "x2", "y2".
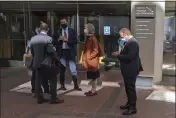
[
  {"x1": 112, "y1": 28, "x2": 143, "y2": 115},
  {"x1": 53, "y1": 17, "x2": 82, "y2": 91}
]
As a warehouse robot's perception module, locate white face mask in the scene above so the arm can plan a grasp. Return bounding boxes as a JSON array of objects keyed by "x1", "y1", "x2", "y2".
[
  {"x1": 121, "y1": 38, "x2": 126, "y2": 41},
  {"x1": 84, "y1": 29, "x2": 89, "y2": 35}
]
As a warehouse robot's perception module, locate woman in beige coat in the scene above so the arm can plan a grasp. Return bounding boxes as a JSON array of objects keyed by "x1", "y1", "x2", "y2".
[{"x1": 82, "y1": 23, "x2": 100, "y2": 96}]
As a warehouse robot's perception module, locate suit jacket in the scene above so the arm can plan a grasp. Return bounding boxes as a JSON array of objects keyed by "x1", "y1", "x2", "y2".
[
  {"x1": 117, "y1": 37, "x2": 143, "y2": 78},
  {"x1": 30, "y1": 33, "x2": 53, "y2": 69},
  {"x1": 52, "y1": 28, "x2": 77, "y2": 61}
]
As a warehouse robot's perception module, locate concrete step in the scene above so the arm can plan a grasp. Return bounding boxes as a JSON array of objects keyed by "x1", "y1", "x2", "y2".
[{"x1": 162, "y1": 64, "x2": 175, "y2": 76}]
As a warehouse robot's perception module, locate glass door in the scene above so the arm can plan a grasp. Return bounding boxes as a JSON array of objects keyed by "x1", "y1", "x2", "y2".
[
  {"x1": 0, "y1": 13, "x2": 7, "y2": 58},
  {"x1": 48, "y1": 2, "x2": 77, "y2": 35},
  {"x1": 50, "y1": 2, "x2": 78, "y2": 60},
  {"x1": 78, "y1": 2, "x2": 131, "y2": 63},
  {"x1": 78, "y1": 15, "x2": 100, "y2": 63},
  {"x1": 27, "y1": 1, "x2": 78, "y2": 60},
  {"x1": 30, "y1": 11, "x2": 48, "y2": 35},
  {"x1": 78, "y1": 3, "x2": 102, "y2": 63}
]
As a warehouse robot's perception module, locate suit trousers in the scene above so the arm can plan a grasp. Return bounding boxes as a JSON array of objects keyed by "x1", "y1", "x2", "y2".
[
  {"x1": 31, "y1": 70, "x2": 36, "y2": 93},
  {"x1": 35, "y1": 69, "x2": 57, "y2": 100},
  {"x1": 123, "y1": 75, "x2": 137, "y2": 108},
  {"x1": 31, "y1": 69, "x2": 50, "y2": 93}
]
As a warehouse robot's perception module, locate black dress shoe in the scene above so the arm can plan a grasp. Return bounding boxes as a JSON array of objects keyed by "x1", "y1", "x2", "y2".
[
  {"x1": 37, "y1": 98, "x2": 49, "y2": 104},
  {"x1": 120, "y1": 104, "x2": 129, "y2": 110},
  {"x1": 122, "y1": 109, "x2": 137, "y2": 115},
  {"x1": 59, "y1": 86, "x2": 67, "y2": 90},
  {"x1": 74, "y1": 86, "x2": 82, "y2": 91},
  {"x1": 86, "y1": 91, "x2": 98, "y2": 96},
  {"x1": 84, "y1": 91, "x2": 92, "y2": 95},
  {"x1": 50, "y1": 98, "x2": 64, "y2": 104}
]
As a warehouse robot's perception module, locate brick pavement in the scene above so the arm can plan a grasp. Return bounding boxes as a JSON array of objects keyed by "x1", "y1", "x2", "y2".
[{"x1": 1, "y1": 68, "x2": 175, "y2": 118}]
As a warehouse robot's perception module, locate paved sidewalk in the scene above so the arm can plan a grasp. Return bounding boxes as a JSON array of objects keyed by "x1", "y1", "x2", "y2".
[{"x1": 1, "y1": 68, "x2": 175, "y2": 118}]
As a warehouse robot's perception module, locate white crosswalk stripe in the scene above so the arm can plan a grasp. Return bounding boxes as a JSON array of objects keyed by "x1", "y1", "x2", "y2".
[
  {"x1": 10, "y1": 80, "x2": 120, "y2": 96},
  {"x1": 146, "y1": 90, "x2": 175, "y2": 103}
]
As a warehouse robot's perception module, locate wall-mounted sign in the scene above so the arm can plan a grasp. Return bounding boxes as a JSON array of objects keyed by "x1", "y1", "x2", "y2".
[
  {"x1": 135, "y1": 5, "x2": 156, "y2": 18},
  {"x1": 104, "y1": 26, "x2": 110, "y2": 35},
  {"x1": 134, "y1": 18, "x2": 155, "y2": 40}
]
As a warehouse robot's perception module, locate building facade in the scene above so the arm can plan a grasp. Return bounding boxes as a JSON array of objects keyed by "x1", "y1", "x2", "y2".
[{"x1": 0, "y1": 1, "x2": 175, "y2": 82}]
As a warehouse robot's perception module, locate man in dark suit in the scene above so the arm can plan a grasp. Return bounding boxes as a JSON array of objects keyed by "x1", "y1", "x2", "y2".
[
  {"x1": 53, "y1": 17, "x2": 82, "y2": 91},
  {"x1": 112, "y1": 28, "x2": 143, "y2": 115},
  {"x1": 30, "y1": 23, "x2": 64, "y2": 104}
]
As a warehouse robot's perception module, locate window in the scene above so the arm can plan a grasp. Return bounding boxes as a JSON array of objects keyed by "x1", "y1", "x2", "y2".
[{"x1": 6, "y1": 13, "x2": 27, "y2": 40}]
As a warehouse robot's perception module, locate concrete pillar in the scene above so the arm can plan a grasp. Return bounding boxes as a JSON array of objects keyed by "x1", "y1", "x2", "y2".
[
  {"x1": 131, "y1": 1, "x2": 165, "y2": 83},
  {"x1": 153, "y1": 2, "x2": 165, "y2": 83}
]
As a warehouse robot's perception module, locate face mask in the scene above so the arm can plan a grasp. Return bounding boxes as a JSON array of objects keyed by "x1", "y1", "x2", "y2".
[
  {"x1": 119, "y1": 37, "x2": 127, "y2": 45},
  {"x1": 120, "y1": 37, "x2": 126, "y2": 41},
  {"x1": 61, "y1": 24, "x2": 67, "y2": 29}
]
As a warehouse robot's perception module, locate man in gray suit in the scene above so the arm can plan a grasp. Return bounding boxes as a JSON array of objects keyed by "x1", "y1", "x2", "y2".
[{"x1": 30, "y1": 23, "x2": 64, "y2": 104}]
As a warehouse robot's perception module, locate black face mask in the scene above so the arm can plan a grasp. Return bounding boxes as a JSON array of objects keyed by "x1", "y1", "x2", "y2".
[{"x1": 61, "y1": 24, "x2": 67, "y2": 29}]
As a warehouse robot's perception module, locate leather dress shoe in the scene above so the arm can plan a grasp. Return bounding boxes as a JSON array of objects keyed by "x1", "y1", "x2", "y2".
[
  {"x1": 59, "y1": 86, "x2": 67, "y2": 91},
  {"x1": 84, "y1": 91, "x2": 92, "y2": 95},
  {"x1": 50, "y1": 98, "x2": 64, "y2": 104},
  {"x1": 74, "y1": 86, "x2": 82, "y2": 91},
  {"x1": 37, "y1": 98, "x2": 49, "y2": 104},
  {"x1": 122, "y1": 108, "x2": 137, "y2": 115},
  {"x1": 120, "y1": 104, "x2": 129, "y2": 110},
  {"x1": 86, "y1": 91, "x2": 97, "y2": 96}
]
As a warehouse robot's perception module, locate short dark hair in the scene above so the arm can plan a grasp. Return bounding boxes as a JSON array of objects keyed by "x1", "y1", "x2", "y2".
[
  {"x1": 40, "y1": 23, "x2": 48, "y2": 31},
  {"x1": 60, "y1": 17, "x2": 68, "y2": 21},
  {"x1": 119, "y1": 28, "x2": 131, "y2": 35}
]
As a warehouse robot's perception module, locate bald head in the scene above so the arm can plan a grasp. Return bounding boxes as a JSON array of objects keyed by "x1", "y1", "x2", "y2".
[{"x1": 40, "y1": 23, "x2": 49, "y2": 32}]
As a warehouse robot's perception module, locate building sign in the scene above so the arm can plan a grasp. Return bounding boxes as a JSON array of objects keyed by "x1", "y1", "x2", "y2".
[
  {"x1": 135, "y1": 5, "x2": 156, "y2": 18},
  {"x1": 104, "y1": 26, "x2": 110, "y2": 35},
  {"x1": 134, "y1": 19, "x2": 155, "y2": 40},
  {"x1": 134, "y1": 5, "x2": 156, "y2": 40}
]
